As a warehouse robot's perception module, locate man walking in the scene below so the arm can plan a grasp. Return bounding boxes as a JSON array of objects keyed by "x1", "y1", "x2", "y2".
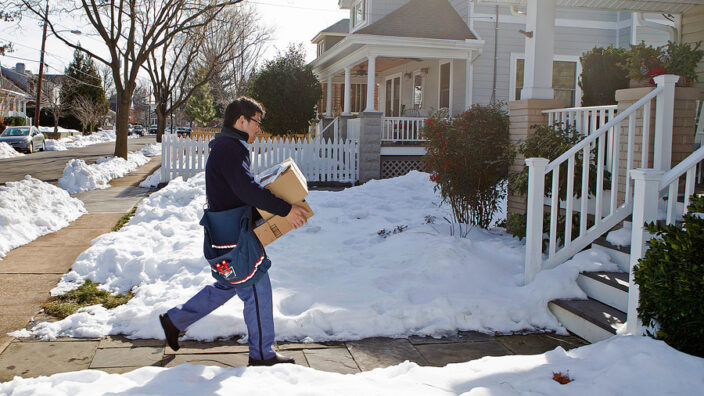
[{"x1": 159, "y1": 97, "x2": 309, "y2": 366}]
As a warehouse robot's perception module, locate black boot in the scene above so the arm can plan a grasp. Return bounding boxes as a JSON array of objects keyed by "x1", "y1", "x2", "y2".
[
  {"x1": 159, "y1": 313, "x2": 181, "y2": 351},
  {"x1": 248, "y1": 353, "x2": 295, "y2": 366}
]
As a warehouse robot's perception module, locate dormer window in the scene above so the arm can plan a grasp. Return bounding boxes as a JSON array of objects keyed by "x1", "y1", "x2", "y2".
[{"x1": 351, "y1": 0, "x2": 367, "y2": 29}]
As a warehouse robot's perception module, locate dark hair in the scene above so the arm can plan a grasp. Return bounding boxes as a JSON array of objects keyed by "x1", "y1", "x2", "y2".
[{"x1": 223, "y1": 96, "x2": 265, "y2": 127}]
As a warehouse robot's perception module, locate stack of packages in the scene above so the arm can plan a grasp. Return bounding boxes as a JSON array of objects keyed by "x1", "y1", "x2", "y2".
[{"x1": 254, "y1": 157, "x2": 314, "y2": 246}]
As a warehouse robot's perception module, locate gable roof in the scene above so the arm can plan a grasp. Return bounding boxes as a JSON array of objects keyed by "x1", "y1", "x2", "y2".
[
  {"x1": 322, "y1": 19, "x2": 350, "y2": 34},
  {"x1": 0, "y1": 74, "x2": 29, "y2": 96},
  {"x1": 356, "y1": 0, "x2": 476, "y2": 40}
]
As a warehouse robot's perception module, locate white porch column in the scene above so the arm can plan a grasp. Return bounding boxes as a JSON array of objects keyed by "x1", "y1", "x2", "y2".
[
  {"x1": 524, "y1": 157, "x2": 549, "y2": 283},
  {"x1": 365, "y1": 55, "x2": 377, "y2": 112},
  {"x1": 520, "y1": 0, "x2": 556, "y2": 100},
  {"x1": 465, "y1": 51, "x2": 473, "y2": 109},
  {"x1": 325, "y1": 75, "x2": 333, "y2": 118},
  {"x1": 23, "y1": 101, "x2": 27, "y2": 114},
  {"x1": 343, "y1": 66, "x2": 352, "y2": 115},
  {"x1": 653, "y1": 74, "x2": 679, "y2": 171},
  {"x1": 626, "y1": 169, "x2": 663, "y2": 335}
]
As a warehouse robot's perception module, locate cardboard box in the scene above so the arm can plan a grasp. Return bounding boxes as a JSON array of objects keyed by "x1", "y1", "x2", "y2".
[
  {"x1": 254, "y1": 200, "x2": 314, "y2": 247},
  {"x1": 255, "y1": 158, "x2": 308, "y2": 220}
]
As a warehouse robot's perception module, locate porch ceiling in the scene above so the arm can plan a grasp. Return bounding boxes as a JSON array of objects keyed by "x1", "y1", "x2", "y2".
[{"x1": 476, "y1": 0, "x2": 704, "y2": 13}]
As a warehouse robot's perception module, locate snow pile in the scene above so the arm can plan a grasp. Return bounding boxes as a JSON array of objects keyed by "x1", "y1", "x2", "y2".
[
  {"x1": 26, "y1": 171, "x2": 617, "y2": 342},
  {"x1": 606, "y1": 226, "x2": 632, "y2": 247},
  {"x1": 1, "y1": 336, "x2": 703, "y2": 395},
  {"x1": 44, "y1": 139, "x2": 68, "y2": 151},
  {"x1": 58, "y1": 152, "x2": 151, "y2": 193},
  {"x1": 0, "y1": 142, "x2": 24, "y2": 158},
  {"x1": 38, "y1": 126, "x2": 81, "y2": 135},
  {"x1": 139, "y1": 169, "x2": 161, "y2": 188},
  {"x1": 0, "y1": 176, "x2": 85, "y2": 259},
  {"x1": 141, "y1": 143, "x2": 161, "y2": 157}
]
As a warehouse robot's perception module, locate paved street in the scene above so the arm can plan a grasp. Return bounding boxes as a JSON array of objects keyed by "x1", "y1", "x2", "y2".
[{"x1": 0, "y1": 136, "x2": 157, "y2": 185}]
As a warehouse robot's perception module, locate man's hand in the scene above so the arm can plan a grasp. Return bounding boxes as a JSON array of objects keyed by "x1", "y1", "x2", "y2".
[{"x1": 285, "y1": 204, "x2": 309, "y2": 229}]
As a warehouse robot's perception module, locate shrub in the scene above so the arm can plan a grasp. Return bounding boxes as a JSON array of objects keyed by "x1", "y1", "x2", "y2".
[
  {"x1": 624, "y1": 41, "x2": 704, "y2": 87},
  {"x1": 579, "y1": 46, "x2": 629, "y2": 106},
  {"x1": 663, "y1": 40, "x2": 704, "y2": 87},
  {"x1": 423, "y1": 104, "x2": 513, "y2": 230},
  {"x1": 509, "y1": 123, "x2": 608, "y2": 201},
  {"x1": 634, "y1": 195, "x2": 704, "y2": 357},
  {"x1": 624, "y1": 42, "x2": 665, "y2": 83},
  {"x1": 3, "y1": 116, "x2": 27, "y2": 126}
]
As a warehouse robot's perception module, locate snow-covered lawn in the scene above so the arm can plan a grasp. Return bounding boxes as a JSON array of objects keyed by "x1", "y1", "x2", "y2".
[
  {"x1": 0, "y1": 142, "x2": 25, "y2": 159},
  {"x1": 0, "y1": 176, "x2": 86, "y2": 260},
  {"x1": 43, "y1": 129, "x2": 140, "y2": 151},
  {"x1": 58, "y1": 144, "x2": 160, "y2": 194},
  {"x1": 21, "y1": 171, "x2": 618, "y2": 342},
  {"x1": 1, "y1": 336, "x2": 702, "y2": 395}
]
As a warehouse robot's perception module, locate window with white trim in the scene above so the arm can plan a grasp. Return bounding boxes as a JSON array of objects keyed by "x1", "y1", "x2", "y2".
[
  {"x1": 514, "y1": 58, "x2": 578, "y2": 107},
  {"x1": 351, "y1": 0, "x2": 367, "y2": 29}
]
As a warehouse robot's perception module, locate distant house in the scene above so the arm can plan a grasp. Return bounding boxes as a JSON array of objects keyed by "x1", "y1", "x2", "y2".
[{"x1": 0, "y1": 63, "x2": 32, "y2": 124}]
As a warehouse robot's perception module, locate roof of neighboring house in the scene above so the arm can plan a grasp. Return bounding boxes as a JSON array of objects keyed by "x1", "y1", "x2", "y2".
[
  {"x1": 356, "y1": 0, "x2": 476, "y2": 40},
  {"x1": 0, "y1": 66, "x2": 30, "y2": 93},
  {"x1": 322, "y1": 18, "x2": 350, "y2": 34},
  {"x1": 0, "y1": 74, "x2": 29, "y2": 97}
]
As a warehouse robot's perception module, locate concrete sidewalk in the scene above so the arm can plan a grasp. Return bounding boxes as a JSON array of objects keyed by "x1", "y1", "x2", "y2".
[{"x1": 0, "y1": 160, "x2": 588, "y2": 381}]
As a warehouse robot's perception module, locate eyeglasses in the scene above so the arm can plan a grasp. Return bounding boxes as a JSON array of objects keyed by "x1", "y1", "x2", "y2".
[{"x1": 249, "y1": 117, "x2": 262, "y2": 126}]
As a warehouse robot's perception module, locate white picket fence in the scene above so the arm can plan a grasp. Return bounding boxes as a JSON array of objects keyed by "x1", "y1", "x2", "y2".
[{"x1": 160, "y1": 133, "x2": 359, "y2": 184}]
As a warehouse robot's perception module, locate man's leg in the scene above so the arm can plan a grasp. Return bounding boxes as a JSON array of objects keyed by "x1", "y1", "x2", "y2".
[
  {"x1": 167, "y1": 281, "x2": 237, "y2": 331},
  {"x1": 236, "y1": 273, "x2": 276, "y2": 361}
]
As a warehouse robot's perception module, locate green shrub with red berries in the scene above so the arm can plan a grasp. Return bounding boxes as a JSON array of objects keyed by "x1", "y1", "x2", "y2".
[{"x1": 423, "y1": 104, "x2": 514, "y2": 229}]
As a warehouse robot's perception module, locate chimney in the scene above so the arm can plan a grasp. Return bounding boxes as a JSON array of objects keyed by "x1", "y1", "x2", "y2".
[{"x1": 15, "y1": 63, "x2": 25, "y2": 74}]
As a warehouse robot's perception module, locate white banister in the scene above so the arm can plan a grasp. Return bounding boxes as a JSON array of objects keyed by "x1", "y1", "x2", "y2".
[
  {"x1": 382, "y1": 117, "x2": 427, "y2": 142},
  {"x1": 626, "y1": 169, "x2": 664, "y2": 335},
  {"x1": 525, "y1": 157, "x2": 549, "y2": 283}
]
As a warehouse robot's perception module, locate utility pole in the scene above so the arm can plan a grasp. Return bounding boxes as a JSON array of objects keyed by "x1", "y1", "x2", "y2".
[
  {"x1": 170, "y1": 94, "x2": 173, "y2": 131},
  {"x1": 34, "y1": 0, "x2": 49, "y2": 128}
]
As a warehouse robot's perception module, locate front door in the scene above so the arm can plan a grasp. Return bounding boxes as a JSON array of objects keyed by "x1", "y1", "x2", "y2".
[{"x1": 384, "y1": 74, "x2": 401, "y2": 117}]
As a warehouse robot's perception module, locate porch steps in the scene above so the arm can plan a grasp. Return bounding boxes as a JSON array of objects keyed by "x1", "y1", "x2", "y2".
[
  {"x1": 549, "y1": 233, "x2": 630, "y2": 343},
  {"x1": 548, "y1": 298, "x2": 626, "y2": 343}
]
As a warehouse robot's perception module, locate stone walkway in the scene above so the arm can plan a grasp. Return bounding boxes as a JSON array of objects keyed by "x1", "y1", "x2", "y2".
[
  {"x1": 0, "y1": 158, "x2": 588, "y2": 382},
  {"x1": 0, "y1": 332, "x2": 586, "y2": 381}
]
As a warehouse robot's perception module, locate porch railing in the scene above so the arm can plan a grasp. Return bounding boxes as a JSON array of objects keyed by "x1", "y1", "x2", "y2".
[
  {"x1": 382, "y1": 117, "x2": 426, "y2": 142},
  {"x1": 524, "y1": 75, "x2": 678, "y2": 284},
  {"x1": 543, "y1": 105, "x2": 619, "y2": 169},
  {"x1": 627, "y1": 145, "x2": 704, "y2": 334}
]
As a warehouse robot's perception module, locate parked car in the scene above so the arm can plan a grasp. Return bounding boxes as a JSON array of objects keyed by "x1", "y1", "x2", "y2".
[
  {"x1": 128, "y1": 124, "x2": 135, "y2": 135},
  {"x1": 176, "y1": 127, "x2": 192, "y2": 138},
  {"x1": 0, "y1": 126, "x2": 45, "y2": 153},
  {"x1": 133, "y1": 125, "x2": 144, "y2": 136},
  {"x1": 149, "y1": 125, "x2": 157, "y2": 134}
]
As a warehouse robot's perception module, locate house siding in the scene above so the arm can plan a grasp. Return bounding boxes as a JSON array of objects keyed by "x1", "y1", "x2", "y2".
[
  {"x1": 467, "y1": 5, "x2": 672, "y2": 106},
  {"x1": 682, "y1": 5, "x2": 704, "y2": 97},
  {"x1": 366, "y1": 0, "x2": 411, "y2": 27}
]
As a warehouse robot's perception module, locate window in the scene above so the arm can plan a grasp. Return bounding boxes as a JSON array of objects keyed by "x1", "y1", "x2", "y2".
[
  {"x1": 352, "y1": 0, "x2": 367, "y2": 28},
  {"x1": 340, "y1": 84, "x2": 367, "y2": 113},
  {"x1": 385, "y1": 75, "x2": 401, "y2": 117},
  {"x1": 514, "y1": 58, "x2": 578, "y2": 107},
  {"x1": 439, "y1": 62, "x2": 451, "y2": 109}
]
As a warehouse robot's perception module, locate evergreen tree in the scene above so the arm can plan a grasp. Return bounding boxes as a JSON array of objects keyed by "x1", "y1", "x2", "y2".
[
  {"x1": 247, "y1": 43, "x2": 321, "y2": 135},
  {"x1": 185, "y1": 83, "x2": 216, "y2": 127},
  {"x1": 59, "y1": 49, "x2": 107, "y2": 132}
]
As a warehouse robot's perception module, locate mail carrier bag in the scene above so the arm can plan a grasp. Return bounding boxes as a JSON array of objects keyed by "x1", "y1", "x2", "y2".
[{"x1": 200, "y1": 205, "x2": 271, "y2": 288}]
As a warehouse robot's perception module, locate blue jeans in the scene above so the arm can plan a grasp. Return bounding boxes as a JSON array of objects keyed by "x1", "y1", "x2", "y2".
[{"x1": 167, "y1": 273, "x2": 275, "y2": 360}]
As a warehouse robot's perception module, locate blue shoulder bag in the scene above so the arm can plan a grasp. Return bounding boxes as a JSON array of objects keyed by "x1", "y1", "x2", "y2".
[{"x1": 200, "y1": 205, "x2": 271, "y2": 288}]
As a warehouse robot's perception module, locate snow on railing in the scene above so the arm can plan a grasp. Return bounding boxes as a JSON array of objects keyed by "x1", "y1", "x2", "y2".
[
  {"x1": 524, "y1": 75, "x2": 679, "y2": 284},
  {"x1": 160, "y1": 133, "x2": 359, "y2": 184},
  {"x1": 382, "y1": 117, "x2": 426, "y2": 142}
]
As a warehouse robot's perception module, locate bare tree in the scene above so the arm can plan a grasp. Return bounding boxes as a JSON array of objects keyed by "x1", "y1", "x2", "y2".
[
  {"x1": 72, "y1": 95, "x2": 104, "y2": 133},
  {"x1": 97, "y1": 63, "x2": 115, "y2": 101},
  {"x1": 144, "y1": 4, "x2": 264, "y2": 142},
  {"x1": 18, "y1": 0, "x2": 242, "y2": 159},
  {"x1": 42, "y1": 78, "x2": 74, "y2": 137}
]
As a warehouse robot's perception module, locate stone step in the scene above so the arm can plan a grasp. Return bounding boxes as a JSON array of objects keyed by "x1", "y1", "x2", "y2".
[
  {"x1": 577, "y1": 271, "x2": 629, "y2": 312},
  {"x1": 548, "y1": 298, "x2": 625, "y2": 344}
]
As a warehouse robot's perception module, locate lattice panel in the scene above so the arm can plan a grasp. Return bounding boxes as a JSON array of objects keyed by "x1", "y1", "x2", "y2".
[{"x1": 381, "y1": 159, "x2": 423, "y2": 179}]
